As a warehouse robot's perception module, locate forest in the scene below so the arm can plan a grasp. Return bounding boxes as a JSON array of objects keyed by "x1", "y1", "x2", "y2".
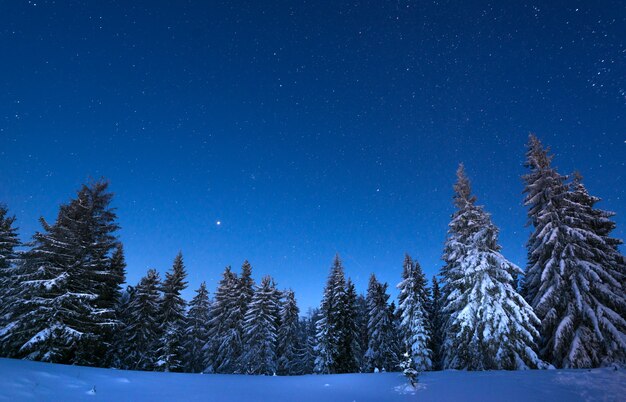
[{"x1": 0, "y1": 134, "x2": 624, "y2": 375}]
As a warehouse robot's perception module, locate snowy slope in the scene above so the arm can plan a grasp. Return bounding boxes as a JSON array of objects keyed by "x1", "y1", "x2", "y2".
[{"x1": 0, "y1": 358, "x2": 624, "y2": 402}]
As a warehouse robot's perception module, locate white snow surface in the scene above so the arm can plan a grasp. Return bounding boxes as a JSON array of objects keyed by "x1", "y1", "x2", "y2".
[{"x1": 1, "y1": 358, "x2": 625, "y2": 401}]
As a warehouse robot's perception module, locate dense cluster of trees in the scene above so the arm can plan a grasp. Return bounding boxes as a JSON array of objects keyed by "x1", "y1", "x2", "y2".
[{"x1": 0, "y1": 134, "x2": 624, "y2": 374}]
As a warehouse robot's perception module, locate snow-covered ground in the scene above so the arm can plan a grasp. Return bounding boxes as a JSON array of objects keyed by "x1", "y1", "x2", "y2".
[{"x1": 1, "y1": 358, "x2": 624, "y2": 402}]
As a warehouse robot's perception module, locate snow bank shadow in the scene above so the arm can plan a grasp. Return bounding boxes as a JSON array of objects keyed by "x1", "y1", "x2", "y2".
[{"x1": 554, "y1": 370, "x2": 626, "y2": 402}]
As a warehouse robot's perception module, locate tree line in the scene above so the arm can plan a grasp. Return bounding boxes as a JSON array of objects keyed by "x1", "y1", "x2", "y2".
[{"x1": 0, "y1": 134, "x2": 624, "y2": 374}]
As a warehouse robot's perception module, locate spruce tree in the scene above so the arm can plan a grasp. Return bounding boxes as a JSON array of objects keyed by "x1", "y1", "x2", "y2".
[
  {"x1": 389, "y1": 301, "x2": 404, "y2": 368},
  {"x1": 336, "y1": 279, "x2": 361, "y2": 373},
  {"x1": 399, "y1": 352, "x2": 418, "y2": 388},
  {"x1": 364, "y1": 274, "x2": 398, "y2": 372},
  {"x1": 277, "y1": 289, "x2": 300, "y2": 375},
  {"x1": 560, "y1": 172, "x2": 626, "y2": 366},
  {"x1": 295, "y1": 309, "x2": 318, "y2": 375},
  {"x1": 241, "y1": 276, "x2": 280, "y2": 375},
  {"x1": 234, "y1": 260, "x2": 255, "y2": 371},
  {"x1": 441, "y1": 164, "x2": 544, "y2": 370},
  {"x1": 0, "y1": 204, "x2": 20, "y2": 298},
  {"x1": 522, "y1": 134, "x2": 571, "y2": 307},
  {"x1": 314, "y1": 254, "x2": 347, "y2": 374},
  {"x1": 122, "y1": 269, "x2": 162, "y2": 371},
  {"x1": 75, "y1": 181, "x2": 123, "y2": 366},
  {"x1": 109, "y1": 285, "x2": 134, "y2": 369},
  {"x1": 355, "y1": 293, "x2": 369, "y2": 371},
  {"x1": 184, "y1": 282, "x2": 211, "y2": 373},
  {"x1": 206, "y1": 266, "x2": 240, "y2": 373},
  {"x1": 6, "y1": 181, "x2": 121, "y2": 365},
  {"x1": 429, "y1": 276, "x2": 444, "y2": 370},
  {"x1": 396, "y1": 254, "x2": 432, "y2": 371},
  {"x1": 0, "y1": 204, "x2": 21, "y2": 356},
  {"x1": 98, "y1": 243, "x2": 126, "y2": 367},
  {"x1": 156, "y1": 252, "x2": 188, "y2": 372},
  {"x1": 523, "y1": 135, "x2": 626, "y2": 367},
  {"x1": 13, "y1": 212, "x2": 82, "y2": 363}
]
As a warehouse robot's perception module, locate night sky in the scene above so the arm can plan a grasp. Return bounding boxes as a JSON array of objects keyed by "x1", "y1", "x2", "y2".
[{"x1": 1, "y1": 1, "x2": 624, "y2": 309}]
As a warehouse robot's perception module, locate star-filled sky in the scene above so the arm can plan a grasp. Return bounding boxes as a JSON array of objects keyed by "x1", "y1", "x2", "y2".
[{"x1": 1, "y1": 1, "x2": 624, "y2": 309}]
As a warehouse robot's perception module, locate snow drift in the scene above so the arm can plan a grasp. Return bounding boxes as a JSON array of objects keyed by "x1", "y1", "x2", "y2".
[{"x1": 1, "y1": 358, "x2": 625, "y2": 401}]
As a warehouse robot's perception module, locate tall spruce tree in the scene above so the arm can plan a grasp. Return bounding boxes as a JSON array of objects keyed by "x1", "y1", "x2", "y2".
[
  {"x1": 122, "y1": 269, "x2": 162, "y2": 371},
  {"x1": 389, "y1": 301, "x2": 404, "y2": 368},
  {"x1": 0, "y1": 204, "x2": 21, "y2": 356},
  {"x1": 241, "y1": 276, "x2": 280, "y2": 375},
  {"x1": 355, "y1": 294, "x2": 369, "y2": 371},
  {"x1": 396, "y1": 254, "x2": 432, "y2": 371},
  {"x1": 206, "y1": 266, "x2": 240, "y2": 373},
  {"x1": 184, "y1": 282, "x2": 211, "y2": 373},
  {"x1": 109, "y1": 285, "x2": 134, "y2": 369},
  {"x1": 314, "y1": 254, "x2": 348, "y2": 374},
  {"x1": 156, "y1": 252, "x2": 188, "y2": 372},
  {"x1": 522, "y1": 134, "x2": 571, "y2": 308},
  {"x1": 523, "y1": 134, "x2": 626, "y2": 367},
  {"x1": 98, "y1": 243, "x2": 126, "y2": 367},
  {"x1": 296, "y1": 309, "x2": 318, "y2": 375},
  {"x1": 74, "y1": 181, "x2": 124, "y2": 366},
  {"x1": 336, "y1": 279, "x2": 361, "y2": 373},
  {"x1": 364, "y1": 274, "x2": 398, "y2": 372},
  {"x1": 0, "y1": 204, "x2": 20, "y2": 298},
  {"x1": 5, "y1": 181, "x2": 121, "y2": 365},
  {"x1": 441, "y1": 164, "x2": 544, "y2": 370},
  {"x1": 277, "y1": 289, "x2": 301, "y2": 375},
  {"x1": 234, "y1": 260, "x2": 255, "y2": 371},
  {"x1": 429, "y1": 276, "x2": 444, "y2": 370}
]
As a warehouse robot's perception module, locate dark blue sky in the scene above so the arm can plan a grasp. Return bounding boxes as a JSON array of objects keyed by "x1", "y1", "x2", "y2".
[{"x1": 1, "y1": 0, "x2": 624, "y2": 309}]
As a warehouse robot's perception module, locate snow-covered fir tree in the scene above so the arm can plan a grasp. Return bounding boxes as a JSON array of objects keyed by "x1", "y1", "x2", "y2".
[
  {"x1": 0, "y1": 204, "x2": 20, "y2": 299},
  {"x1": 523, "y1": 134, "x2": 626, "y2": 368},
  {"x1": 4, "y1": 181, "x2": 121, "y2": 365},
  {"x1": 277, "y1": 289, "x2": 301, "y2": 375},
  {"x1": 396, "y1": 254, "x2": 432, "y2": 371},
  {"x1": 569, "y1": 172, "x2": 626, "y2": 284},
  {"x1": 441, "y1": 164, "x2": 544, "y2": 370},
  {"x1": 234, "y1": 260, "x2": 255, "y2": 371},
  {"x1": 74, "y1": 181, "x2": 124, "y2": 366},
  {"x1": 522, "y1": 134, "x2": 571, "y2": 310},
  {"x1": 335, "y1": 279, "x2": 361, "y2": 373},
  {"x1": 355, "y1": 293, "x2": 369, "y2": 371},
  {"x1": 121, "y1": 269, "x2": 162, "y2": 371},
  {"x1": 314, "y1": 254, "x2": 350, "y2": 374},
  {"x1": 183, "y1": 282, "x2": 211, "y2": 373},
  {"x1": 389, "y1": 301, "x2": 405, "y2": 368},
  {"x1": 556, "y1": 172, "x2": 626, "y2": 366},
  {"x1": 109, "y1": 285, "x2": 134, "y2": 369},
  {"x1": 429, "y1": 276, "x2": 444, "y2": 370},
  {"x1": 156, "y1": 252, "x2": 188, "y2": 372},
  {"x1": 241, "y1": 276, "x2": 280, "y2": 375},
  {"x1": 0, "y1": 204, "x2": 21, "y2": 356},
  {"x1": 205, "y1": 266, "x2": 240, "y2": 373},
  {"x1": 295, "y1": 309, "x2": 318, "y2": 375},
  {"x1": 98, "y1": 243, "x2": 126, "y2": 367},
  {"x1": 364, "y1": 274, "x2": 399, "y2": 372},
  {"x1": 399, "y1": 352, "x2": 418, "y2": 387}
]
